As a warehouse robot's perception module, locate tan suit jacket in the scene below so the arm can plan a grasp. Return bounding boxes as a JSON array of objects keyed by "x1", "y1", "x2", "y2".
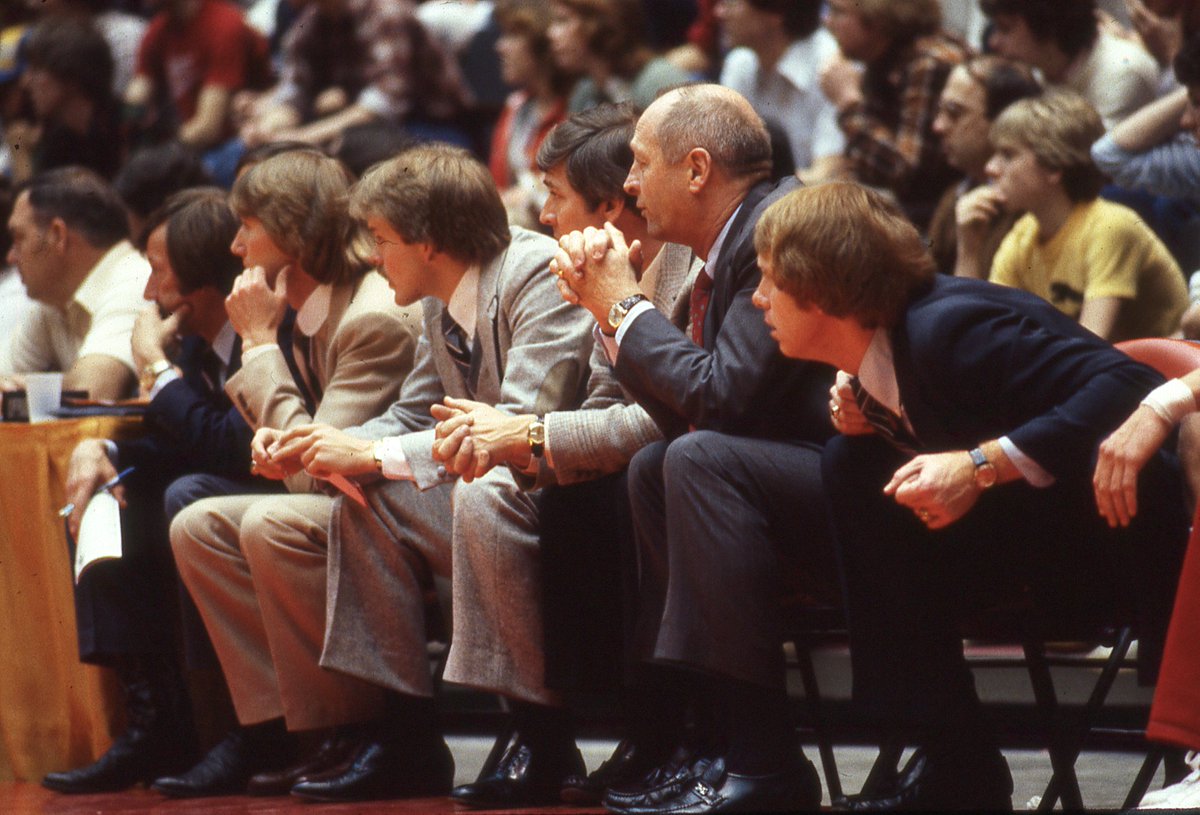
[{"x1": 226, "y1": 271, "x2": 421, "y2": 492}]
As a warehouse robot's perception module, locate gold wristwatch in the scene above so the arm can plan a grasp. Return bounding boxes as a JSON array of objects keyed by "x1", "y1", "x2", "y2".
[
  {"x1": 140, "y1": 358, "x2": 173, "y2": 392},
  {"x1": 527, "y1": 417, "x2": 546, "y2": 459}
]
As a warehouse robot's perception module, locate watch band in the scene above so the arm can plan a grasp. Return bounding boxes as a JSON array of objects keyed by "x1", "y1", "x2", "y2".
[{"x1": 607, "y1": 293, "x2": 649, "y2": 332}]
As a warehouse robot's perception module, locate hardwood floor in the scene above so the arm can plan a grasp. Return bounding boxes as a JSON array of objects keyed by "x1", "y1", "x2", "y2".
[{"x1": 0, "y1": 783, "x2": 608, "y2": 814}]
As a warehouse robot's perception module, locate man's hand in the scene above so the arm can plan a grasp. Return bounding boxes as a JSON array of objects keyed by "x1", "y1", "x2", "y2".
[
  {"x1": 65, "y1": 438, "x2": 121, "y2": 539},
  {"x1": 271, "y1": 423, "x2": 375, "y2": 479},
  {"x1": 226, "y1": 266, "x2": 289, "y2": 350},
  {"x1": 1093, "y1": 404, "x2": 1172, "y2": 528},
  {"x1": 820, "y1": 54, "x2": 865, "y2": 111},
  {"x1": 551, "y1": 223, "x2": 644, "y2": 329},
  {"x1": 431, "y1": 397, "x2": 534, "y2": 481},
  {"x1": 830, "y1": 370, "x2": 874, "y2": 436},
  {"x1": 132, "y1": 303, "x2": 184, "y2": 373},
  {"x1": 955, "y1": 186, "x2": 1006, "y2": 247},
  {"x1": 250, "y1": 427, "x2": 294, "y2": 480},
  {"x1": 884, "y1": 451, "x2": 981, "y2": 530}
]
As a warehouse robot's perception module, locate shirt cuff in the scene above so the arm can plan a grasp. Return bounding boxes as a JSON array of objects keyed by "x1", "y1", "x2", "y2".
[
  {"x1": 998, "y1": 436, "x2": 1055, "y2": 487},
  {"x1": 375, "y1": 436, "x2": 415, "y2": 481},
  {"x1": 147, "y1": 367, "x2": 182, "y2": 399},
  {"x1": 594, "y1": 323, "x2": 618, "y2": 365},
  {"x1": 240, "y1": 343, "x2": 279, "y2": 364},
  {"x1": 614, "y1": 300, "x2": 656, "y2": 345}
]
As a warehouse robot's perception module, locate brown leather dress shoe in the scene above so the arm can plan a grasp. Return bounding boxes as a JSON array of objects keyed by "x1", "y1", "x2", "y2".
[{"x1": 246, "y1": 730, "x2": 359, "y2": 796}]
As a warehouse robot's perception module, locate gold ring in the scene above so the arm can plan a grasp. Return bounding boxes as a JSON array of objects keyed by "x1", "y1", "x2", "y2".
[
  {"x1": 830, "y1": 403, "x2": 842, "y2": 417},
  {"x1": 917, "y1": 509, "x2": 930, "y2": 522}
]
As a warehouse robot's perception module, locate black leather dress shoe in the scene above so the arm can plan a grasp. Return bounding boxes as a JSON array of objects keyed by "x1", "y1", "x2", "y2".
[
  {"x1": 290, "y1": 737, "x2": 454, "y2": 802},
  {"x1": 151, "y1": 727, "x2": 290, "y2": 798},
  {"x1": 450, "y1": 729, "x2": 586, "y2": 808},
  {"x1": 841, "y1": 746, "x2": 1013, "y2": 811},
  {"x1": 42, "y1": 728, "x2": 197, "y2": 794},
  {"x1": 612, "y1": 753, "x2": 822, "y2": 814},
  {"x1": 603, "y1": 746, "x2": 709, "y2": 812},
  {"x1": 246, "y1": 730, "x2": 359, "y2": 796},
  {"x1": 561, "y1": 738, "x2": 667, "y2": 805}
]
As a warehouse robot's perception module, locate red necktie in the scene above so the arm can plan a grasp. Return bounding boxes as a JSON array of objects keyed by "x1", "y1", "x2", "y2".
[{"x1": 689, "y1": 269, "x2": 713, "y2": 346}]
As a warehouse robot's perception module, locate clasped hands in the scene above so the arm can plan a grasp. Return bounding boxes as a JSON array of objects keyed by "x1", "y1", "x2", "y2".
[
  {"x1": 431, "y1": 398, "x2": 536, "y2": 482},
  {"x1": 249, "y1": 423, "x2": 375, "y2": 481},
  {"x1": 550, "y1": 222, "x2": 644, "y2": 324}
]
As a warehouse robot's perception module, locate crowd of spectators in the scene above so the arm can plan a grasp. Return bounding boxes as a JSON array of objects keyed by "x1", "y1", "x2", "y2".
[{"x1": 6, "y1": 0, "x2": 1200, "y2": 812}]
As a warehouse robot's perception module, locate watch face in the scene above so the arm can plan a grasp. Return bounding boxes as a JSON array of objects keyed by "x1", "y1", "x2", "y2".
[{"x1": 976, "y1": 463, "x2": 997, "y2": 489}]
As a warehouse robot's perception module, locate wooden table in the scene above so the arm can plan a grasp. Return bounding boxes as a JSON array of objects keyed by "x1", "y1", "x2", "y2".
[{"x1": 0, "y1": 417, "x2": 142, "y2": 782}]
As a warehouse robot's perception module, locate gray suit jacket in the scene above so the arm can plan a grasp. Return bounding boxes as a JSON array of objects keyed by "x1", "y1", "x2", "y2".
[
  {"x1": 537, "y1": 242, "x2": 700, "y2": 486},
  {"x1": 227, "y1": 271, "x2": 422, "y2": 493},
  {"x1": 349, "y1": 227, "x2": 595, "y2": 489}
]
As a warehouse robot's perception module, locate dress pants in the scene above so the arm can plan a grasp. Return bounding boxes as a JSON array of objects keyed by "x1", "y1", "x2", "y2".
[
  {"x1": 170, "y1": 492, "x2": 384, "y2": 730},
  {"x1": 627, "y1": 431, "x2": 835, "y2": 690},
  {"x1": 73, "y1": 471, "x2": 268, "y2": 665},
  {"x1": 322, "y1": 467, "x2": 558, "y2": 705},
  {"x1": 539, "y1": 473, "x2": 635, "y2": 692},
  {"x1": 1148, "y1": 522, "x2": 1200, "y2": 749},
  {"x1": 823, "y1": 433, "x2": 1188, "y2": 737}
]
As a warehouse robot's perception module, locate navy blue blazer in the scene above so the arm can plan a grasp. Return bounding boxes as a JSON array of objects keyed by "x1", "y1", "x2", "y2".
[
  {"x1": 893, "y1": 276, "x2": 1164, "y2": 481},
  {"x1": 613, "y1": 177, "x2": 835, "y2": 443},
  {"x1": 115, "y1": 334, "x2": 254, "y2": 481}
]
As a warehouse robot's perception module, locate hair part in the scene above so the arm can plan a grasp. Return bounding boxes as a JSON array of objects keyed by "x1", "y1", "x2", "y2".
[
  {"x1": 20, "y1": 166, "x2": 128, "y2": 248},
  {"x1": 652, "y1": 84, "x2": 773, "y2": 183},
  {"x1": 989, "y1": 89, "x2": 1107, "y2": 201},
  {"x1": 980, "y1": 0, "x2": 1099, "y2": 58},
  {"x1": 754, "y1": 182, "x2": 935, "y2": 330},
  {"x1": 350, "y1": 144, "x2": 511, "y2": 266},
  {"x1": 536, "y1": 102, "x2": 638, "y2": 209},
  {"x1": 230, "y1": 152, "x2": 371, "y2": 286}
]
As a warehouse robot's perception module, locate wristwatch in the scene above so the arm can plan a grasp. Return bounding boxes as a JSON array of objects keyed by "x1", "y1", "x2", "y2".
[
  {"x1": 607, "y1": 294, "x2": 648, "y2": 333},
  {"x1": 527, "y1": 417, "x2": 546, "y2": 459},
  {"x1": 372, "y1": 440, "x2": 385, "y2": 473},
  {"x1": 140, "y1": 358, "x2": 173, "y2": 391},
  {"x1": 969, "y1": 447, "x2": 997, "y2": 489}
]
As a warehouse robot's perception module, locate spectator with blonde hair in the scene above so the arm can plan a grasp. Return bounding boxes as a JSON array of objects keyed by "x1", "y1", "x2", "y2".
[
  {"x1": 821, "y1": 0, "x2": 969, "y2": 228},
  {"x1": 983, "y1": 90, "x2": 1188, "y2": 341}
]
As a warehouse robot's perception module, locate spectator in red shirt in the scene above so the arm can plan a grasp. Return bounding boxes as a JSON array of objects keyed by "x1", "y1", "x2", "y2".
[{"x1": 126, "y1": 0, "x2": 271, "y2": 151}]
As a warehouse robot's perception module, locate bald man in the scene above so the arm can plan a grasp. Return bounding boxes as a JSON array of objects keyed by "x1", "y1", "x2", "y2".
[{"x1": 553, "y1": 84, "x2": 835, "y2": 814}]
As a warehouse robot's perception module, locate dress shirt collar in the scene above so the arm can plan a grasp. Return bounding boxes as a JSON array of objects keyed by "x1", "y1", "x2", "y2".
[
  {"x1": 702, "y1": 201, "x2": 744, "y2": 281},
  {"x1": 295, "y1": 283, "x2": 332, "y2": 337},
  {"x1": 211, "y1": 320, "x2": 237, "y2": 367},
  {"x1": 856, "y1": 327, "x2": 903, "y2": 417},
  {"x1": 447, "y1": 264, "x2": 481, "y2": 337}
]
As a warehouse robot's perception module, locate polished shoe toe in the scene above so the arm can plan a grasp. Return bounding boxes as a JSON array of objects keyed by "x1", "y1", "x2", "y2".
[
  {"x1": 561, "y1": 738, "x2": 665, "y2": 805},
  {"x1": 842, "y1": 746, "x2": 1013, "y2": 812},
  {"x1": 609, "y1": 753, "x2": 821, "y2": 815},
  {"x1": 246, "y1": 731, "x2": 358, "y2": 796},
  {"x1": 152, "y1": 728, "x2": 289, "y2": 798},
  {"x1": 451, "y1": 730, "x2": 586, "y2": 808},
  {"x1": 290, "y1": 737, "x2": 454, "y2": 802},
  {"x1": 42, "y1": 731, "x2": 197, "y2": 795},
  {"x1": 603, "y1": 747, "x2": 708, "y2": 812}
]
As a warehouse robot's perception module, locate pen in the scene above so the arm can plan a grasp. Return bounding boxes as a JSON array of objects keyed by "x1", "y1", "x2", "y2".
[{"x1": 57, "y1": 466, "x2": 136, "y2": 518}]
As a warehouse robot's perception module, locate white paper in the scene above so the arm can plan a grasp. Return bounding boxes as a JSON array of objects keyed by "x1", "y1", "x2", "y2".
[{"x1": 74, "y1": 491, "x2": 123, "y2": 584}]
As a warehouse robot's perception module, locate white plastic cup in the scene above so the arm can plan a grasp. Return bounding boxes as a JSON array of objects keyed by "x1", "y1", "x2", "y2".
[{"x1": 25, "y1": 372, "x2": 64, "y2": 423}]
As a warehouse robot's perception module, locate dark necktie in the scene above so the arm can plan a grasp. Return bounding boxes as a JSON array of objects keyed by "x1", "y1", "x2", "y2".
[
  {"x1": 291, "y1": 333, "x2": 321, "y2": 415},
  {"x1": 442, "y1": 311, "x2": 474, "y2": 393},
  {"x1": 199, "y1": 347, "x2": 224, "y2": 394},
  {"x1": 689, "y1": 269, "x2": 713, "y2": 346},
  {"x1": 848, "y1": 376, "x2": 920, "y2": 456}
]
